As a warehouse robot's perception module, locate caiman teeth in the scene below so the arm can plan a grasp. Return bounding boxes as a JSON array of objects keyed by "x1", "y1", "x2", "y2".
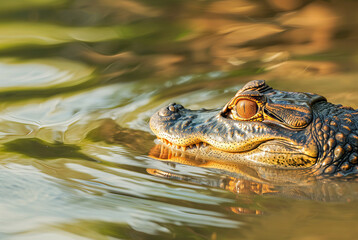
[{"x1": 157, "y1": 138, "x2": 208, "y2": 151}]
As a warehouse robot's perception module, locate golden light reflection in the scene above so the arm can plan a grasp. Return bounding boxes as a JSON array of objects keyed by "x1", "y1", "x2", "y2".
[{"x1": 0, "y1": 0, "x2": 357, "y2": 238}]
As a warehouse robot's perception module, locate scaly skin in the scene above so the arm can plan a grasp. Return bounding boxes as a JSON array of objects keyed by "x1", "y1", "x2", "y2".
[
  {"x1": 150, "y1": 80, "x2": 358, "y2": 177},
  {"x1": 310, "y1": 101, "x2": 358, "y2": 176}
]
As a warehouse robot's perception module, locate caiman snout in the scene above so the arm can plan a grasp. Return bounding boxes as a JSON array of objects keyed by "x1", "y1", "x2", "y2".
[{"x1": 158, "y1": 103, "x2": 184, "y2": 116}]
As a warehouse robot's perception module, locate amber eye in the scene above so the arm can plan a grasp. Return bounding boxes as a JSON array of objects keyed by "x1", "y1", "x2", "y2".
[{"x1": 236, "y1": 99, "x2": 258, "y2": 119}]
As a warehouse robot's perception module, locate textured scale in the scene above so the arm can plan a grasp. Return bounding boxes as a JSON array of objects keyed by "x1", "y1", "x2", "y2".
[{"x1": 311, "y1": 102, "x2": 358, "y2": 177}]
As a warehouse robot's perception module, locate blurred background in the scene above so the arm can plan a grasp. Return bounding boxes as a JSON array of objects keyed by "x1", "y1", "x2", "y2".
[{"x1": 0, "y1": 0, "x2": 358, "y2": 239}]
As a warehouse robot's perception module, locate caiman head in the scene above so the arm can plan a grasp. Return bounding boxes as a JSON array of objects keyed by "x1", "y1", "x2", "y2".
[{"x1": 150, "y1": 80, "x2": 328, "y2": 168}]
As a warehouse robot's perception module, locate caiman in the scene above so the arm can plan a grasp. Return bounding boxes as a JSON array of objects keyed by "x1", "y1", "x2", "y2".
[{"x1": 150, "y1": 80, "x2": 358, "y2": 178}]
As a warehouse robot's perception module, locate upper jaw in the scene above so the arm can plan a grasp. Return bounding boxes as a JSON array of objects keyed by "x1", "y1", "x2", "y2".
[{"x1": 150, "y1": 103, "x2": 318, "y2": 159}]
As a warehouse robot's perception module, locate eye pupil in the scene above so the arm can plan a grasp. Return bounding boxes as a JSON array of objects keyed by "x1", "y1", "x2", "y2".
[{"x1": 236, "y1": 100, "x2": 258, "y2": 119}]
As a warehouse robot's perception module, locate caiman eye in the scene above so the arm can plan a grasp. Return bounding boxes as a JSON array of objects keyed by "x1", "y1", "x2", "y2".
[{"x1": 236, "y1": 99, "x2": 258, "y2": 119}]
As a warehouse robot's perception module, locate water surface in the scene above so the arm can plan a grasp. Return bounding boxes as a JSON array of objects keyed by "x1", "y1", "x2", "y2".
[{"x1": 0, "y1": 0, "x2": 358, "y2": 239}]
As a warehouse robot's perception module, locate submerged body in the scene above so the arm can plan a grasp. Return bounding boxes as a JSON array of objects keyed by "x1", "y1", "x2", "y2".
[{"x1": 150, "y1": 80, "x2": 358, "y2": 177}]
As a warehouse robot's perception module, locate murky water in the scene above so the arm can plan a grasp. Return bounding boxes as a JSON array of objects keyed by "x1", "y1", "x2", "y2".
[{"x1": 1, "y1": 0, "x2": 358, "y2": 239}]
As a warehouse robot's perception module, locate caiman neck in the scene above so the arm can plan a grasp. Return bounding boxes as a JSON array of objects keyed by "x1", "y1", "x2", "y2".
[{"x1": 310, "y1": 101, "x2": 358, "y2": 177}]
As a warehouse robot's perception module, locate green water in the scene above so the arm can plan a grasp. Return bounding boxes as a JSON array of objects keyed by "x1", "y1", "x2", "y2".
[{"x1": 0, "y1": 0, "x2": 358, "y2": 239}]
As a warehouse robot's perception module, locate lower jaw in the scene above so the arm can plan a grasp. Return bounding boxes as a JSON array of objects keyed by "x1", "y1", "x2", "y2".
[
  {"x1": 148, "y1": 143, "x2": 317, "y2": 184},
  {"x1": 152, "y1": 138, "x2": 316, "y2": 168}
]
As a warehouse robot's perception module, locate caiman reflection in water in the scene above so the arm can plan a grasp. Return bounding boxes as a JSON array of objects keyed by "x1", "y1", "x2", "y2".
[{"x1": 148, "y1": 143, "x2": 358, "y2": 215}]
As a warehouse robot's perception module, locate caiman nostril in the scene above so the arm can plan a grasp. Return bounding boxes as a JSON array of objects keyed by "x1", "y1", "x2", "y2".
[
  {"x1": 158, "y1": 103, "x2": 181, "y2": 116},
  {"x1": 158, "y1": 107, "x2": 171, "y2": 116},
  {"x1": 168, "y1": 105, "x2": 176, "y2": 112}
]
